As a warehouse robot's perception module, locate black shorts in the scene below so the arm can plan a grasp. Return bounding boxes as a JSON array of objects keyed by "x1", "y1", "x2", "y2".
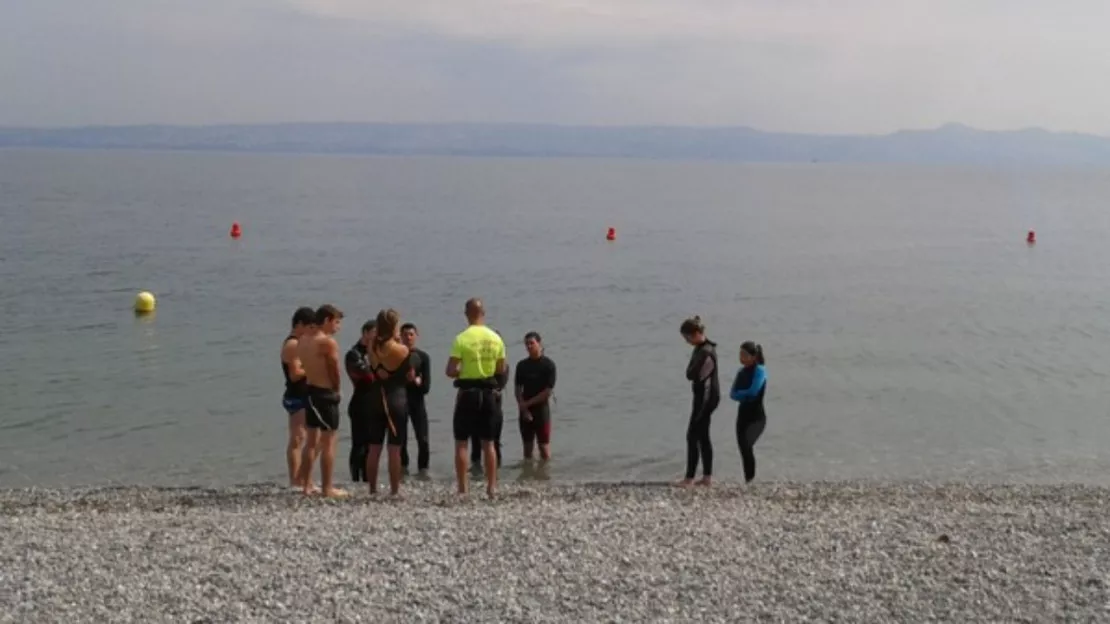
[
  {"x1": 453, "y1": 387, "x2": 502, "y2": 443},
  {"x1": 306, "y1": 386, "x2": 341, "y2": 431},
  {"x1": 519, "y1": 404, "x2": 552, "y2": 445}
]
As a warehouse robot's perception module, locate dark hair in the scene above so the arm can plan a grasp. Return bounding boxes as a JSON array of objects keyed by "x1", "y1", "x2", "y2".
[
  {"x1": 465, "y1": 298, "x2": 484, "y2": 321},
  {"x1": 740, "y1": 341, "x2": 765, "y2": 365},
  {"x1": 291, "y1": 306, "x2": 315, "y2": 329},
  {"x1": 361, "y1": 320, "x2": 376, "y2": 334},
  {"x1": 679, "y1": 315, "x2": 705, "y2": 336},
  {"x1": 400, "y1": 322, "x2": 418, "y2": 334},
  {"x1": 524, "y1": 331, "x2": 542, "y2": 344},
  {"x1": 313, "y1": 304, "x2": 343, "y2": 326},
  {"x1": 373, "y1": 308, "x2": 400, "y2": 348}
]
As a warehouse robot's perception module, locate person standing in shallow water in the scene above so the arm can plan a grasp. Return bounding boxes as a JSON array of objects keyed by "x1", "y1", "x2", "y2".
[
  {"x1": 470, "y1": 330, "x2": 507, "y2": 471},
  {"x1": 399, "y1": 323, "x2": 431, "y2": 476},
  {"x1": 679, "y1": 316, "x2": 719, "y2": 487},
  {"x1": 366, "y1": 309, "x2": 411, "y2": 496},
  {"x1": 729, "y1": 341, "x2": 767, "y2": 483},
  {"x1": 446, "y1": 298, "x2": 507, "y2": 498},
  {"x1": 281, "y1": 306, "x2": 316, "y2": 488},
  {"x1": 515, "y1": 331, "x2": 556, "y2": 462},
  {"x1": 296, "y1": 304, "x2": 346, "y2": 498},
  {"x1": 344, "y1": 320, "x2": 376, "y2": 482}
]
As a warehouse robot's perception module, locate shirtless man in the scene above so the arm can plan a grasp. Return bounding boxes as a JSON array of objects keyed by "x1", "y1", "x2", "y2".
[
  {"x1": 281, "y1": 306, "x2": 316, "y2": 488},
  {"x1": 295, "y1": 304, "x2": 347, "y2": 498}
]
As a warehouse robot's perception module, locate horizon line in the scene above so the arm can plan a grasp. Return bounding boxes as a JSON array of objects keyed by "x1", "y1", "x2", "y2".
[{"x1": 0, "y1": 120, "x2": 1102, "y2": 140}]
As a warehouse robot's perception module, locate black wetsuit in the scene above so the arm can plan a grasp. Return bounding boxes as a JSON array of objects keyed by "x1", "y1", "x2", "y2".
[
  {"x1": 345, "y1": 342, "x2": 375, "y2": 482},
  {"x1": 400, "y1": 348, "x2": 431, "y2": 472},
  {"x1": 368, "y1": 345, "x2": 411, "y2": 447},
  {"x1": 515, "y1": 355, "x2": 557, "y2": 450},
  {"x1": 685, "y1": 339, "x2": 720, "y2": 480},
  {"x1": 730, "y1": 364, "x2": 767, "y2": 482},
  {"x1": 281, "y1": 334, "x2": 308, "y2": 414},
  {"x1": 469, "y1": 365, "x2": 508, "y2": 469}
]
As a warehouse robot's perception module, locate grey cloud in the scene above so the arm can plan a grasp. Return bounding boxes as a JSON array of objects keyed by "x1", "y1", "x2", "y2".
[{"x1": 2, "y1": 0, "x2": 1110, "y2": 134}]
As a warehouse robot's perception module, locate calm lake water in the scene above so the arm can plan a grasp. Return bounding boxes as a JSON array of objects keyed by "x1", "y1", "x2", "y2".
[{"x1": 2, "y1": 148, "x2": 1110, "y2": 488}]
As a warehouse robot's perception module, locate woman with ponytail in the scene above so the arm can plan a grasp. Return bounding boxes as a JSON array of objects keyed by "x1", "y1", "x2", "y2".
[
  {"x1": 365, "y1": 308, "x2": 412, "y2": 496},
  {"x1": 729, "y1": 341, "x2": 767, "y2": 483},
  {"x1": 679, "y1": 315, "x2": 719, "y2": 487}
]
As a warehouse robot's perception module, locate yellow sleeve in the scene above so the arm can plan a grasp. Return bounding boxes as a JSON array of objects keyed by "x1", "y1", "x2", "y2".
[
  {"x1": 450, "y1": 334, "x2": 464, "y2": 359},
  {"x1": 495, "y1": 334, "x2": 506, "y2": 360}
]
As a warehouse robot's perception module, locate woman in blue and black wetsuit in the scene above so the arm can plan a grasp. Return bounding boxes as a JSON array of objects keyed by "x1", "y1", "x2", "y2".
[
  {"x1": 680, "y1": 316, "x2": 719, "y2": 487},
  {"x1": 729, "y1": 341, "x2": 767, "y2": 483}
]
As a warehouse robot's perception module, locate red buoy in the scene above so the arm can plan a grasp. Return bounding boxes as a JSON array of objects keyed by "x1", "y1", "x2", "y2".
[
  {"x1": 1026, "y1": 230, "x2": 1035, "y2": 244},
  {"x1": 230, "y1": 222, "x2": 242, "y2": 239},
  {"x1": 606, "y1": 227, "x2": 616, "y2": 241}
]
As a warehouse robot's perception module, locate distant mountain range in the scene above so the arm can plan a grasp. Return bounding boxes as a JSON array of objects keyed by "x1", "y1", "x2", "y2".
[{"x1": 3, "y1": 122, "x2": 1110, "y2": 165}]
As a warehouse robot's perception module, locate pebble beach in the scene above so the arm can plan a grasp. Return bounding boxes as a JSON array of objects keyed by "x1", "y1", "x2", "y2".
[{"x1": 3, "y1": 480, "x2": 1110, "y2": 623}]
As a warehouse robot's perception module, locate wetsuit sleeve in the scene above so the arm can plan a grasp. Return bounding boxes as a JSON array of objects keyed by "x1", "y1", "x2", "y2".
[
  {"x1": 545, "y1": 359, "x2": 557, "y2": 389},
  {"x1": 345, "y1": 348, "x2": 368, "y2": 383},
  {"x1": 697, "y1": 354, "x2": 714, "y2": 383},
  {"x1": 730, "y1": 366, "x2": 766, "y2": 402},
  {"x1": 418, "y1": 350, "x2": 431, "y2": 395}
]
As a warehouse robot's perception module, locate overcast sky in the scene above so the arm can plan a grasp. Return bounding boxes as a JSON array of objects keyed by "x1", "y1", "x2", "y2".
[{"x1": 2, "y1": 0, "x2": 1109, "y2": 134}]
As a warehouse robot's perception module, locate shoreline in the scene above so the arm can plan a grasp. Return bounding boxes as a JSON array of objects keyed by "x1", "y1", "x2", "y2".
[
  {"x1": 5, "y1": 480, "x2": 1109, "y2": 621},
  {"x1": 4, "y1": 478, "x2": 1110, "y2": 519}
]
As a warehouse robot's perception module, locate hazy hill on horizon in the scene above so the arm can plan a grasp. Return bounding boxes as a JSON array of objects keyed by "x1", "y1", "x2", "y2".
[{"x1": 3, "y1": 121, "x2": 1110, "y2": 165}]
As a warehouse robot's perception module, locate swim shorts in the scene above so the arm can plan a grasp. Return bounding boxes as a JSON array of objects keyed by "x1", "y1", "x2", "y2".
[
  {"x1": 306, "y1": 386, "x2": 341, "y2": 431},
  {"x1": 453, "y1": 387, "x2": 502, "y2": 443},
  {"x1": 282, "y1": 396, "x2": 306, "y2": 415}
]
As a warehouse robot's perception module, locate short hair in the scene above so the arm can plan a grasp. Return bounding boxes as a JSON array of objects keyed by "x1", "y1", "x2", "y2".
[
  {"x1": 465, "y1": 298, "x2": 484, "y2": 320},
  {"x1": 400, "y1": 322, "x2": 418, "y2": 333},
  {"x1": 361, "y1": 320, "x2": 376, "y2": 334},
  {"x1": 524, "y1": 331, "x2": 542, "y2": 343},
  {"x1": 291, "y1": 307, "x2": 315, "y2": 328},
  {"x1": 314, "y1": 304, "x2": 344, "y2": 325}
]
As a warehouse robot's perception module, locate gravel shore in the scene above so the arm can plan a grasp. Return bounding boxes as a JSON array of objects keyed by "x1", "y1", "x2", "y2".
[{"x1": 3, "y1": 479, "x2": 1109, "y2": 622}]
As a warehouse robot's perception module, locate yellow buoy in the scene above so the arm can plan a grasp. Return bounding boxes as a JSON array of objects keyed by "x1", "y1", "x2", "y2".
[{"x1": 134, "y1": 291, "x2": 156, "y2": 314}]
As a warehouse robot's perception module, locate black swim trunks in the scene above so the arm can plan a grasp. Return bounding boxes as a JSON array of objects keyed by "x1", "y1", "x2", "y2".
[
  {"x1": 306, "y1": 385, "x2": 341, "y2": 431},
  {"x1": 453, "y1": 381, "x2": 502, "y2": 443}
]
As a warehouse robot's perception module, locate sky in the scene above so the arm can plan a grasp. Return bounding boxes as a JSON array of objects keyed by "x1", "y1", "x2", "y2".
[{"x1": 2, "y1": 0, "x2": 1110, "y2": 134}]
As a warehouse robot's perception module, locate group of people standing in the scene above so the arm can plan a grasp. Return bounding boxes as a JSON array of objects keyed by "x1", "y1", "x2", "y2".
[
  {"x1": 278, "y1": 301, "x2": 767, "y2": 499},
  {"x1": 279, "y1": 298, "x2": 557, "y2": 499}
]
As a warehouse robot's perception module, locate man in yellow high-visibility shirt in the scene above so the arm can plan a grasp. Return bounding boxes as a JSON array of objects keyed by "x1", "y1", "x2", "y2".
[{"x1": 445, "y1": 298, "x2": 506, "y2": 497}]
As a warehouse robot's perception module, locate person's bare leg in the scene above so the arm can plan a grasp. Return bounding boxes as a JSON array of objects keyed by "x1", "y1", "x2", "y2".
[
  {"x1": 299, "y1": 429, "x2": 321, "y2": 495},
  {"x1": 387, "y1": 446, "x2": 403, "y2": 496},
  {"x1": 454, "y1": 441, "x2": 469, "y2": 495},
  {"x1": 321, "y1": 431, "x2": 347, "y2": 498},
  {"x1": 539, "y1": 443, "x2": 551, "y2": 462},
  {"x1": 482, "y1": 440, "x2": 498, "y2": 498},
  {"x1": 366, "y1": 444, "x2": 383, "y2": 495},
  {"x1": 287, "y1": 410, "x2": 307, "y2": 486}
]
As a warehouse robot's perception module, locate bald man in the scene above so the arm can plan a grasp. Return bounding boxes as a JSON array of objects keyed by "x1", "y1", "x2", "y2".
[{"x1": 446, "y1": 298, "x2": 506, "y2": 498}]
